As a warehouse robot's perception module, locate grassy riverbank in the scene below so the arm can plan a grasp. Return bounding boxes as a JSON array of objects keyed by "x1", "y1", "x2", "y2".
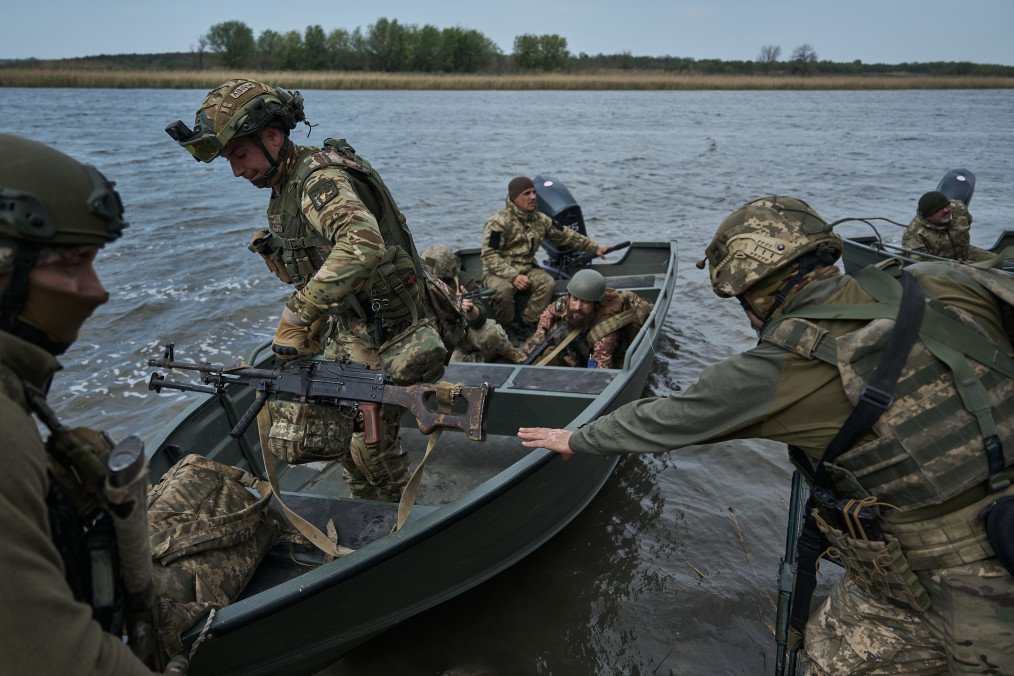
[{"x1": 2, "y1": 68, "x2": 1013, "y2": 90}]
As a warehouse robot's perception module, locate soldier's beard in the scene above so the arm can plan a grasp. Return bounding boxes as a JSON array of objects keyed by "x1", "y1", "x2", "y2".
[{"x1": 18, "y1": 282, "x2": 109, "y2": 349}]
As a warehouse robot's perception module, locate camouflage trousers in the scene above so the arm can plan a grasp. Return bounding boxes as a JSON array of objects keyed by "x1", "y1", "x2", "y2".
[
  {"x1": 483, "y1": 267, "x2": 556, "y2": 325},
  {"x1": 451, "y1": 318, "x2": 525, "y2": 363},
  {"x1": 803, "y1": 561, "x2": 1014, "y2": 675},
  {"x1": 324, "y1": 318, "x2": 413, "y2": 502}
]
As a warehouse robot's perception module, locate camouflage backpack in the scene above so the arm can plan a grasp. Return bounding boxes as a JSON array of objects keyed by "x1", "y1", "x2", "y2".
[{"x1": 422, "y1": 270, "x2": 469, "y2": 352}]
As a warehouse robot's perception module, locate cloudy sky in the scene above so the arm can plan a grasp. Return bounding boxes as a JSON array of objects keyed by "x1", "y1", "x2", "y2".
[{"x1": 4, "y1": 0, "x2": 1013, "y2": 65}]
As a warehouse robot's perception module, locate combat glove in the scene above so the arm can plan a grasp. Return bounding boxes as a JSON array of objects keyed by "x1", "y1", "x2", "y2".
[{"x1": 271, "y1": 308, "x2": 325, "y2": 361}]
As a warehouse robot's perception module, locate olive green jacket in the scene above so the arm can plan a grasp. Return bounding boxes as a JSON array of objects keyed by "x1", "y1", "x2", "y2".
[
  {"x1": 0, "y1": 331, "x2": 156, "y2": 675},
  {"x1": 571, "y1": 264, "x2": 1011, "y2": 463}
]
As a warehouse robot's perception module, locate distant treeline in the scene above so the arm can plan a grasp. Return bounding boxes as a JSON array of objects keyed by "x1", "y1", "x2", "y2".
[{"x1": 6, "y1": 17, "x2": 1013, "y2": 77}]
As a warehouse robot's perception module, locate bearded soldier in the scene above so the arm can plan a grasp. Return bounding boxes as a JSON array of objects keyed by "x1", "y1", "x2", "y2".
[
  {"x1": 167, "y1": 79, "x2": 446, "y2": 502},
  {"x1": 520, "y1": 196, "x2": 1014, "y2": 674},
  {"x1": 0, "y1": 135, "x2": 188, "y2": 674},
  {"x1": 522, "y1": 269, "x2": 654, "y2": 368},
  {"x1": 901, "y1": 190, "x2": 993, "y2": 263},
  {"x1": 481, "y1": 176, "x2": 608, "y2": 328}
]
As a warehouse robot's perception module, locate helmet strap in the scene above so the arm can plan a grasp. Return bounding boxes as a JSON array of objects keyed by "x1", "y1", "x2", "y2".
[{"x1": 250, "y1": 134, "x2": 291, "y2": 189}]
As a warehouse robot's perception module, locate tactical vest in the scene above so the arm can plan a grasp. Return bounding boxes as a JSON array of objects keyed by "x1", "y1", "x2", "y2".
[
  {"x1": 586, "y1": 289, "x2": 650, "y2": 347},
  {"x1": 266, "y1": 138, "x2": 429, "y2": 329},
  {"x1": 763, "y1": 265, "x2": 1014, "y2": 570}
]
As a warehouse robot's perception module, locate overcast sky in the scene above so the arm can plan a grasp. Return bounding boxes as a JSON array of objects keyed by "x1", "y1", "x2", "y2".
[{"x1": 4, "y1": 0, "x2": 1013, "y2": 65}]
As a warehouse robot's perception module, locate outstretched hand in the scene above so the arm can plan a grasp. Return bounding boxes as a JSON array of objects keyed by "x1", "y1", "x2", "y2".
[{"x1": 518, "y1": 427, "x2": 575, "y2": 459}]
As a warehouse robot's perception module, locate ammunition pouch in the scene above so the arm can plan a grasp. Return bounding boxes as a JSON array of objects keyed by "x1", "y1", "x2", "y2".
[
  {"x1": 811, "y1": 491, "x2": 931, "y2": 612},
  {"x1": 363, "y1": 246, "x2": 423, "y2": 327},
  {"x1": 378, "y1": 317, "x2": 447, "y2": 385},
  {"x1": 249, "y1": 229, "x2": 293, "y2": 285},
  {"x1": 262, "y1": 399, "x2": 355, "y2": 465}
]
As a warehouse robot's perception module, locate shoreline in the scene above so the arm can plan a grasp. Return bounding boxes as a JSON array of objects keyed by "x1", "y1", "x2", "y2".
[{"x1": 2, "y1": 68, "x2": 1014, "y2": 90}]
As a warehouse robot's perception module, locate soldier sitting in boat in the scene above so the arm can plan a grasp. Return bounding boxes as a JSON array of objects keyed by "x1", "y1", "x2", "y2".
[
  {"x1": 480, "y1": 176, "x2": 608, "y2": 338},
  {"x1": 421, "y1": 244, "x2": 525, "y2": 364},
  {"x1": 521, "y1": 269, "x2": 654, "y2": 368},
  {"x1": 901, "y1": 190, "x2": 993, "y2": 263}
]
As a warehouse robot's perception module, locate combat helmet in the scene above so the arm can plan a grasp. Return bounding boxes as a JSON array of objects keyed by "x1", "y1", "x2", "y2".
[
  {"x1": 421, "y1": 244, "x2": 461, "y2": 283},
  {"x1": 699, "y1": 196, "x2": 841, "y2": 299},
  {"x1": 165, "y1": 78, "x2": 306, "y2": 163},
  {"x1": 567, "y1": 269, "x2": 606, "y2": 303},
  {"x1": 0, "y1": 133, "x2": 127, "y2": 352}
]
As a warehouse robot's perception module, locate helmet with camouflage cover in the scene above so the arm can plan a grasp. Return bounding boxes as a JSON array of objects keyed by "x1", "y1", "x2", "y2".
[
  {"x1": 166, "y1": 78, "x2": 306, "y2": 163},
  {"x1": 567, "y1": 268, "x2": 606, "y2": 302},
  {"x1": 421, "y1": 244, "x2": 461, "y2": 282},
  {"x1": 699, "y1": 196, "x2": 841, "y2": 299},
  {"x1": 0, "y1": 133, "x2": 127, "y2": 352}
]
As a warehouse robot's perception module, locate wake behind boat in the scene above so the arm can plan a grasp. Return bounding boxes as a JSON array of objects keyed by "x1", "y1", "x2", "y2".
[{"x1": 145, "y1": 236, "x2": 676, "y2": 674}]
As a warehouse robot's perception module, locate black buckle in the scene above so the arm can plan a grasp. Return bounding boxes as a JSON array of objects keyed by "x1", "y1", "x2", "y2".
[{"x1": 858, "y1": 384, "x2": 894, "y2": 410}]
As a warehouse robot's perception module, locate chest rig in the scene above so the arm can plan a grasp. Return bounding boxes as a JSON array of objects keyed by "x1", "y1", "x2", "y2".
[{"x1": 265, "y1": 139, "x2": 430, "y2": 335}]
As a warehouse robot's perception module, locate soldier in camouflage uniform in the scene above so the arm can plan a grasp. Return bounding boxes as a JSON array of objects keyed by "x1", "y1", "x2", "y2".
[
  {"x1": 421, "y1": 244, "x2": 525, "y2": 363},
  {"x1": 481, "y1": 176, "x2": 608, "y2": 327},
  {"x1": 521, "y1": 269, "x2": 654, "y2": 368},
  {"x1": 901, "y1": 190, "x2": 993, "y2": 263},
  {"x1": 168, "y1": 80, "x2": 446, "y2": 502},
  {"x1": 521, "y1": 196, "x2": 1014, "y2": 674},
  {"x1": 0, "y1": 135, "x2": 188, "y2": 675}
]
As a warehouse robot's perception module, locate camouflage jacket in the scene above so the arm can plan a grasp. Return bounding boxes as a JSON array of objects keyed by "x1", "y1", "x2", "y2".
[
  {"x1": 901, "y1": 200, "x2": 993, "y2": 263},
  {"x1": 268, "y1": 144, "x2": 423, "y2": 326},
  {"x1": 481, "y1": 199, "x2": 598, "y2": 280},
  {"x1": 523, "y1": 288, "x2": 651, "y2": 368},
  {"x1": 571, "y1": 265, "x2": 1012, "y2": 466},
  {"x1": 0, "y1": 331, "x2": 156, "y2": 675}
]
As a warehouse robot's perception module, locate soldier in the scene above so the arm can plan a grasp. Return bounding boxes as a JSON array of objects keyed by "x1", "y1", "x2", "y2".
[
  {"x1": 481, "y1": 176, "x2": 608, "y2": 328},
  {"x1": 167, "y1": 79, "x2": 445, "y2": 502},
  {"x1": 520, "y1": 196, "x2": 1014, "y2": 674},
  {"x1": 421, "y1": 244, "x2": 524, "y2": 364},
  {"x1": 521, "y1": 269, "x2": 654, "y2": 368},
  {"x1": 901, "y1": 190, "x2": 993, "y2": 263},
  {"x1": 0, "y1": 135, "x2": 188, "y2": 674}
]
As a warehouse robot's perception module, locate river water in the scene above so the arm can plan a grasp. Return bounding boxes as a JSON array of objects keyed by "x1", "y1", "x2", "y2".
[{"x1": 2, "y1": 87, "x2": 1014, "y2": 674}]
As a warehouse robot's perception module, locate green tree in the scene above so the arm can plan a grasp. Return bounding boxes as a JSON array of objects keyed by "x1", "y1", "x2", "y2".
[
  {"x1": 255, "y1": 29, "x2": 281, "y2": 69},
  {"x1": 302, "y1": 24, "x2": 331, "y2": 70},
  {"x1": 442, "y1": 27, "x2": 499, "y2": 72},
  {"x1": 512, "y1": 34, "x2": 541, "y2": 70},
  {"x1": 409, "y1": 24, "x2": 445, "y2": 72},
  {"x1": 273, "y1": 30, "x2": 304, "y2": 71},
  {"x1": 790, "y1": 43, "x2": 818, "y2": 75},
  {"x1": 365, "y1": 17, "x2": 409, "y2": 72},
  {"x1": 206, "y1": 20, "x2": 255, "y2": 68},
  {"x1": 327, "y1": 28, "x2": 365, "y2": 70}
]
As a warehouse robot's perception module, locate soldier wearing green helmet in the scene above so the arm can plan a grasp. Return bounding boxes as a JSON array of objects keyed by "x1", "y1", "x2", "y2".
[
  {"x1": 168, "y1": 79, "x2": 446, "y2": 502},
  {"x1": 0, "y1": 134, "x2": 189, "y2": 675},
  {"x1": 520, "y1": 268, "x2": 654, "y2": 368},
  {"x1": 520, "y1": 196, "x2": 1014, "y2": 674}
]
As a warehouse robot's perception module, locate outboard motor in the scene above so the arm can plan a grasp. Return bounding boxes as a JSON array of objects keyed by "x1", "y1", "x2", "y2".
[
  {"x1": 533, "y1": 175, "x2": 588, "y2": 277},
  {"x1": 937, "y1": 169, "x2": 975, "y2": 206}
]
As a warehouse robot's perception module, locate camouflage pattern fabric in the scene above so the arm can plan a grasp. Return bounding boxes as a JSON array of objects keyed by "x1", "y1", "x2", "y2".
[
  {"x1": 452, "y1": 318, "x2": 524, "y2": 363},
  {"x1": 523, "y1": 288, "x2": 652, "y2": 368},
  {"x1": 146, "y1": 454, "x2": 281, "y2": 608},
  {"x1": 481, "y1": 199, "x2": 599, "y2": 324},
  {"x1": 264, "y1": 144, "x2": 439, "y2": 501},
  {"x1": 901, "y1": 200, "x2": 993, "y2": 263},
  {"x1": 803, "y1": 561, "x2": 1014, "y2": 675},
  {"x1": 325, "y1": 315, "x2": 442, "y2": 500},
  {"x1": 265, "y1": 399, "x2": 354, "y2": 464}
]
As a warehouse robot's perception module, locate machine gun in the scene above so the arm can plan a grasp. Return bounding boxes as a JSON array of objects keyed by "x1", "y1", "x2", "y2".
[{"x1": 148, "y1": 344, "x2": 493, "y2": 444}]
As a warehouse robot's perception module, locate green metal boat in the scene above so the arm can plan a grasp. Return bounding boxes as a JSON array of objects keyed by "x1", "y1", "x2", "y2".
[{"x1": 145, "y1": 240, "x2": 677, "y2": 675}]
